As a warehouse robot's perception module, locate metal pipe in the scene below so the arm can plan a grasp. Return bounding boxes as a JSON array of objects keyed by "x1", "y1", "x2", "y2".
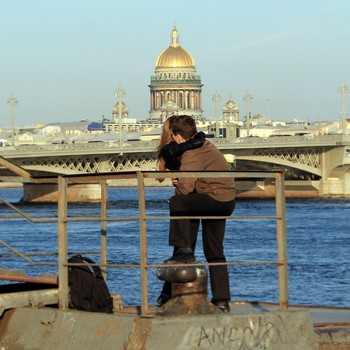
[
  {"x1": 57, "y1": 176, "x2": 69, "y2": 310},
  {"x1": 275, "y1": 171, "x2": 289, "y2": 308},
  {"x1": 137, "y1": 171, "x2": 149, "y2": 316},
  {"x1": 101, "y1": 180, "x2": 108, "y2": 279}
]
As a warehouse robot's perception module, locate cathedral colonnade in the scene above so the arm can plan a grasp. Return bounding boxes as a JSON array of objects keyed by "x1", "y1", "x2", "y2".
[{"x1": 150, "y1": 89, "x2": 202, "y2": 111}]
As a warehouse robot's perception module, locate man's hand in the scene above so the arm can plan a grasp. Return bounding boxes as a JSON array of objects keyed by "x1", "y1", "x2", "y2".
[{"x1": 172, "y1": 178, "x2": 178, "y2": 187}]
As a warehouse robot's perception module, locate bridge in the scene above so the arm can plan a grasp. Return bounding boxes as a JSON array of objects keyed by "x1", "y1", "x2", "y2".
[{"x1": 1, "y1": 134, "x2": 350, "y2": 200}]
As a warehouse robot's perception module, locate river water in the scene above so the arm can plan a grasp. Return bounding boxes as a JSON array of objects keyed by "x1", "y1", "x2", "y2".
[{"x1": 0, "y1": 187, "x2": 349, "y2": 308}]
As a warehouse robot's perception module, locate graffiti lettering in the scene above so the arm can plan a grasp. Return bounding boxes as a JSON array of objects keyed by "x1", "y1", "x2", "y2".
[
  {"x1": 197, "y1": 317, "x2": 300, "y2": 349},
  {"x1": 198, "y1": 326, "x2": 210, "y2": 346}
]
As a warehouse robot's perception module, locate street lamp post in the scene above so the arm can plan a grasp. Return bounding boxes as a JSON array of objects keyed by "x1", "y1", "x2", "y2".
[
  {"x1": 338, "y1": 83, "x2": 349, "y2": 135},
  {"x1": 7, "y1": 94, "x2": 18, "y2": 146},
  {"x1": 243, "y1": 90, "x2": 253, "y2": 137},
  {"x1": 114, "y1": 85, "x2": 126, "y2": 148},
  {"x1": 212, "y1": 90, "x2": 221, "y2": 138}
]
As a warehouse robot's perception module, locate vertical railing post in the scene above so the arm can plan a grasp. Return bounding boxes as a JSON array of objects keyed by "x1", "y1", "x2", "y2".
[
  {"x1": 57, "y1": 176, "x2": 68, "y2": 309},
  {"x1": 275, "y1": 171, "x2": 289, "y2": 308},
  {"x1": 100, "y1": 180, "x2": 108, "y2": 279},
  {"x1": 137, "y1": 171, "x2": 149, "y2": 316}
]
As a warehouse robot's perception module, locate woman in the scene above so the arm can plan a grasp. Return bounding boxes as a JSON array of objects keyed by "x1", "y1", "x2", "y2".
[{"x1": 156, "y1": 116, "x2": 178, "y2": 181}]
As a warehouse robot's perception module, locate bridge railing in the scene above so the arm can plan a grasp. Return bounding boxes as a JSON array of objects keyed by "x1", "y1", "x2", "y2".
[{"x1": 0, "y1": 134, "x2": 349, "y2": 157}]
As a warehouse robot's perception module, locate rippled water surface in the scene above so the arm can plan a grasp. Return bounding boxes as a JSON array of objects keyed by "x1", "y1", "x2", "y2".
[{"x1": 0, "y1": 187, "x2": 349, "y2": 307}]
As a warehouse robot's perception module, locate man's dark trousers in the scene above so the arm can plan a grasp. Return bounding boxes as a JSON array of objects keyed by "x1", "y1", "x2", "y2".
[{"x1": 168, "y1": 192, "x2": 235, "y2": 302}]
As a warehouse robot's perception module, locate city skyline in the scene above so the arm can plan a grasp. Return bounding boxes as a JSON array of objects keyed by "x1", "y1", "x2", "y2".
[{"x1": 0, "y1": 0, "x2": 349, "y2": 127}]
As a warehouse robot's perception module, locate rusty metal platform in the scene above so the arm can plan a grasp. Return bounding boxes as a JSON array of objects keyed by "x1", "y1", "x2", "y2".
[{"x1": 0, "y1": 269, "x2": 58, "y2": 317}]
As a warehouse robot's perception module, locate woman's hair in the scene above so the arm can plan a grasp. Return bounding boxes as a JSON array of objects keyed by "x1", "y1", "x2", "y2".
[
  {"x1": 156, "y1": 116, "x2": 176, "y2": 171},
  {"x1": 170, "y1": 115, "x2": 197, "y2": 140}
]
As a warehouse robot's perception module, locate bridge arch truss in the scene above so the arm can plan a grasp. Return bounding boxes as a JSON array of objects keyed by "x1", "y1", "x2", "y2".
[{"x1": 232, "y1": 147, "x2": 322, "y2": 179}]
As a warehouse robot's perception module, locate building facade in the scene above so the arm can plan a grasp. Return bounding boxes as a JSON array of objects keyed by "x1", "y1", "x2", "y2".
[{"x1": 223, "y1": 96, "x2": 240, "y2": 122}]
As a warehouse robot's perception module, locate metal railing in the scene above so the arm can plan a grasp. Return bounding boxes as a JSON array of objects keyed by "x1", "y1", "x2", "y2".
[{"x1": 0, "y1": 168, "x2": 288, "y2": 317}]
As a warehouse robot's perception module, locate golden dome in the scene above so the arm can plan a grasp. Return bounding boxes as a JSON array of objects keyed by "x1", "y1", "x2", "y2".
[
  {"x1": 226, "y1": 97, "x2": 237, "y2": 108},
  {"x1": 156, "y1": 26, "x2": 195, "y2": 68},
  {"x1": 223, "y1": 96, "x2": 239, "y2": 112}
]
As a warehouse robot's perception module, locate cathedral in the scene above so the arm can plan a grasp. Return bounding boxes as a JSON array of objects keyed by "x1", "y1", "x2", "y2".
[{"x1": 148, "y1": 26, "x2": 203, "y2": 122}]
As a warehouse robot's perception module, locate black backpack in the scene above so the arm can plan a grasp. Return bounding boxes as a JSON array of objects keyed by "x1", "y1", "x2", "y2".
[{"x1": 68, "y1": 255, "x2": 113, "y2": 313}]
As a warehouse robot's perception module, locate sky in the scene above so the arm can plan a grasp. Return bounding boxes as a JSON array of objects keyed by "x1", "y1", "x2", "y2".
[{"x1": 0, "y1": 0, "x2": 349, "y2": 128}]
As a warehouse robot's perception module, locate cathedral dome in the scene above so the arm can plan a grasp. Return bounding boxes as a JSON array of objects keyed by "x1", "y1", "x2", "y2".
[{"x1": 156, "y1": 26, "x2": 195, "y2": 68}]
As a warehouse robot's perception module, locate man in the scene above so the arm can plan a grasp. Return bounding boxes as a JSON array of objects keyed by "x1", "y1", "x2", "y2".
[{"x1": 165, "y1": 115, "x2": 235, "y2": 313}]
